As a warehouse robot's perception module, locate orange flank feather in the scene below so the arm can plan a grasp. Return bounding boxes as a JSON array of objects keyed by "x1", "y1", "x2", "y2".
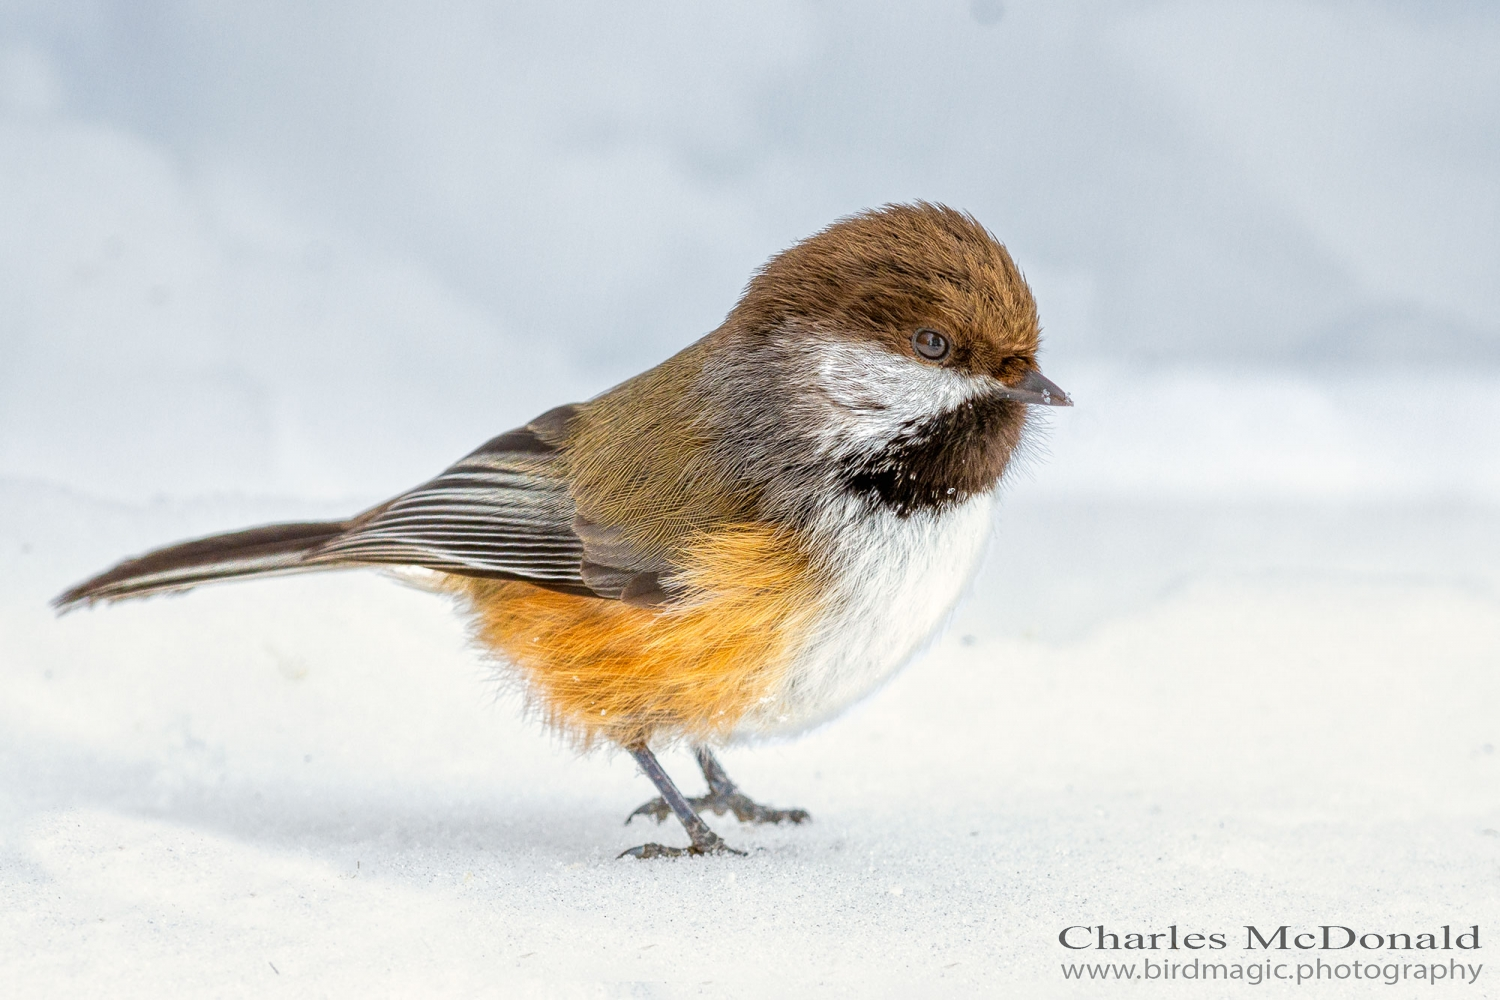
[{"x1": 451, "y1": 523, "x2": 825, "y2": 747}]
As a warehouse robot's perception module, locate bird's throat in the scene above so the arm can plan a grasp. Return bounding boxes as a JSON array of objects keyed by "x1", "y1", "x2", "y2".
[{"x1": 838, "y1": 392, "x2": 1029, "y2": 516}]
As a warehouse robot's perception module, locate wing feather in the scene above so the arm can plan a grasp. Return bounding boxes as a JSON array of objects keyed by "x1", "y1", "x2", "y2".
[
  {"x1": 311, "y1": 416, "x2": 589, "y2": 590},
  {"x1": 311, "y1": 404, "x2": 681, "y2": 605}
]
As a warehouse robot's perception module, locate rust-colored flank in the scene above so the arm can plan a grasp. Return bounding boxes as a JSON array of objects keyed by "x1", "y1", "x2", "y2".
[{"x1": 453, "y1": 523, "x2": 823, "y2": 747}]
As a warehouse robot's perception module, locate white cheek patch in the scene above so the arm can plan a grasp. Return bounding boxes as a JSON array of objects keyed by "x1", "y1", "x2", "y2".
[{"x1": 804, "y1": 338, "x2": 994, "y2": 451}]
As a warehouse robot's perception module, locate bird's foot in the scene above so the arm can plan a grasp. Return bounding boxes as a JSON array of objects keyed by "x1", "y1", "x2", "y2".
[
  {"x1": 704, "y1": 791, "x2": 811, "y2": 825},
  {"x1": 618, "y1": 830, "x2": 747, "y2": 859},
  {"x1": 627, "y1": 792, "x2": 810, "y2": 826}
]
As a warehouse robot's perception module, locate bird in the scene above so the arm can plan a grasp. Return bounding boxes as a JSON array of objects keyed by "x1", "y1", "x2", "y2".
[{"x1": 54, "y1": 202, "x2": 1071, "y2": 858}]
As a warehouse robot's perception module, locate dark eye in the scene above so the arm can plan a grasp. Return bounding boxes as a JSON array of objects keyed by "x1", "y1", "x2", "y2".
[{"x1": 912, "y1": 328, "x2": 950, "y2": 361}]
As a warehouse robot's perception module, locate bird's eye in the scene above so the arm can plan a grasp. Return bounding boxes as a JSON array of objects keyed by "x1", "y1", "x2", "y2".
[{"x1": 912, "y1": 328, "x2": 950, "y2": 361}]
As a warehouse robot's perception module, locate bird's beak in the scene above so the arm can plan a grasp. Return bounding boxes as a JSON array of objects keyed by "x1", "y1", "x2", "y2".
[{"x1": 994, "y1": 368, "x2": 1073, "y2": 407}]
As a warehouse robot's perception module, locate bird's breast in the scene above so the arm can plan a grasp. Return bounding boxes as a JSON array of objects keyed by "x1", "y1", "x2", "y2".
[
  {"x1": 733, "y1": 488, "x2": 997, "y2": 740},
  {"x1": 457, "y1": 483, "x2": 995, "y2": 747}
]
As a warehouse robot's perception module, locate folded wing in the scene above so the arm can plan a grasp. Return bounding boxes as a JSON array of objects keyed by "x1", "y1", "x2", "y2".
[
  {"x1": 320, "y1": 405, "x2": 674, "y2": 604},
  {"x1": 315, "y1": 411, "x2": 591, "y2": 593},
  {"x1": 55, "y1": 404, "x2": 677, "y2": 610}
]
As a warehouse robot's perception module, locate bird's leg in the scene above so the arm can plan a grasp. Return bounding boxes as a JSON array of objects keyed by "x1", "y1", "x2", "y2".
[
  {"x1": 618, "y1": 744, "x2": 745, "y2": 859},
  {"x1": 626, "y1": 746, "x2": 811, "y2": 826}
]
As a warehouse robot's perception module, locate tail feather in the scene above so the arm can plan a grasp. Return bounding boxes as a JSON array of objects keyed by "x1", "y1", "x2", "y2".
[{"x1": 53, "y1": 520, "x2": 354, "y2": 613}]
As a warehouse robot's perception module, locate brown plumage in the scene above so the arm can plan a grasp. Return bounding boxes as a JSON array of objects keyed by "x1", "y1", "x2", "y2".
[
  {"x1": 731, "y1": 203, "x2": 1041, "y2": 381},
  {"x1": 55, "y1": 202, "x2": 1071, "y2": 857}
]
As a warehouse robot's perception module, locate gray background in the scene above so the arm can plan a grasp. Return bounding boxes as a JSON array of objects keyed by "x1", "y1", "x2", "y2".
[{"x1": 3, "y1": 0, "x2": 1497, "y2": 504}]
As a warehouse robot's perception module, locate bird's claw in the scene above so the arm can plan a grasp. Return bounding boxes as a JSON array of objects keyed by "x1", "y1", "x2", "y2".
[
  {"x1": 618, "y1": 832, "x2": 747, "y2": 860},
  {"x1": 626, "y1": 796, "x2": 675, "y2": 824},
  {"x1": 626, "y1": 792, "x2": 810, "y2": 826},
  {"x1": 705, "y1": 791, "x2": 810, "y2": 825}
]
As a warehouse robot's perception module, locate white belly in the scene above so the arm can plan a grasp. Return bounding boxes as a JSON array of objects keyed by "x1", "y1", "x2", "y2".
[{"x1": 734, "y1": 490, "x2": 997, "y2": 740}]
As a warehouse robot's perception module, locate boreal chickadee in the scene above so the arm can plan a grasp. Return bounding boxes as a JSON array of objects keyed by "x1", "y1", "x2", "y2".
[{"x1": 56, "y1": 202, "x2": 1071, "y2": 858}]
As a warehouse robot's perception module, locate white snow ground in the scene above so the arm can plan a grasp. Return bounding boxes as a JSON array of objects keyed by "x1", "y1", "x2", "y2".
[{"x1": 4, "y1": 382, "x2": 1499, "y2": 997}]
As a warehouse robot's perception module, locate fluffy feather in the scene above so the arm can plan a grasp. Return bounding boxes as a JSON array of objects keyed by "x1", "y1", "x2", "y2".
[{"x1": 453, "y1": 523, "x2": 825, "y2": 747}]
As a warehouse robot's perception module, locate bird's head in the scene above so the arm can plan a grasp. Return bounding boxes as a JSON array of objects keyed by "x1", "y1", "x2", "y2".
[
  {"x1": 721, "y1": 202, "x2": 1070, "y2": 512},
  {"x1": 731, "y1": 201, "x2": 1070, "y2": 412}
]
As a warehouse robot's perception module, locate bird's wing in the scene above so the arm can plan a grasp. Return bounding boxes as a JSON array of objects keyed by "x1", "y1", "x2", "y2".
[
  {"x1": 572, "y1": 514, "x2": 675, "y2": 606},
  {"x1": 311, "y1": 405, "x2": 674, "y2": 605}
]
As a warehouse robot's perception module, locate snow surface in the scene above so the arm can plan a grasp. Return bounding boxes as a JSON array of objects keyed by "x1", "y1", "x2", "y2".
[
  {"x1": 5, "y1": 475, "x2": 1499, "y2": 997},
  {"x1": 4, "y1": 2, "x2": 1500, "y2": 996}
]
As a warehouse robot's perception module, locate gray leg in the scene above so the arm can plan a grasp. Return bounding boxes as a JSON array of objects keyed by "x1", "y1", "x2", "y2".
[
  {"x1": 626, "y1": 746, "x2": 811, "y2": 827},
  {"x1": 619, "y1": 744, "x2": 745, "y2": 859}
]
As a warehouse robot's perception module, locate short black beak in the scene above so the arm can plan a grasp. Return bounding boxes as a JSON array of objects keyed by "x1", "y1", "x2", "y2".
[{"x1": 995, "y1": 368, "x2": 1072, "y2": 406}]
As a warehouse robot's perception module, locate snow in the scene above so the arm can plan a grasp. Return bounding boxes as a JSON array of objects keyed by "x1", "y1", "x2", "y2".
[
  {"x1": 3, "y1": 2, "x2": 1499, "y2": 995},
  {"x1": 5, "y1": 481, "x2": 1499, "y2": 996}
]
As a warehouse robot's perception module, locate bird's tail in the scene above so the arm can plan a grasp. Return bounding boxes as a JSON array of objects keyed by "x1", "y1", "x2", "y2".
[{"x1": 52, "y1": 520, "x2": 355, "y2": 613}]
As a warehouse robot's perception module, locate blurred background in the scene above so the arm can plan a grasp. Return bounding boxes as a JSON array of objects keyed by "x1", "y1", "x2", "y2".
[{"x1": 2, "y1": 0, "x2": 1497, "y2": 508}]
